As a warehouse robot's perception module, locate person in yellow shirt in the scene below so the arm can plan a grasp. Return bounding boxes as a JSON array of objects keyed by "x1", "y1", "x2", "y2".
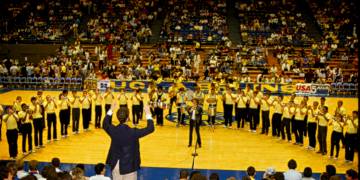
[
  {"x1": 117, "y1": 88, "x2": 128, "y2": 122},
  {"x1": 281, "y1": 102, "x2": 295, "y2": 142},
  {"x1": 18, "y1": 104, "x2": 33, "y2": 154},
  {"x1": 329, "y1": 113, "x2": 344, "y2": 159},
  {"x1": 307, "y1": 101, "x2": 319, "y2": 150},
  {"x1": 70, "y1": 91, "x2": 80, "y2": 133},
  {"x1": 167, "y1": 83, "x2": 178, "y2": 116},
  {"x1": 271, "y1": 95, "x2": 284, "y2": 138},
  {"x1": 207, "y1": 87, "x2": 218, "y2": 127},
  {"x1": 260, "y1": 93, "x2": 272, "y2": 135},
  {"x1": 30, "y1": 96, "x2": 44, "y2": 148},
  {"x1": 344, "y1": 111, "x2": 358, "y2": 163},
  {"x1": 3, "y1": 106, "x2": 19, "y2": 159},
  {"x1": 317, "y1": 106, "x2": 332, "y2": 155},
  {"x1": 0, "y1": 105, "x2": 3, "y2": 141},
  {"x1": 176, "y1": 87, "x2": 187, "y2": 126},
  {"x1": 131, "y1": 89, "x2": 143, "y2": 125},
  {"x1": 222, "y1": 86, "x2": 236, "y2": 128},
  {"x1": 58, "y1": 93, "x2": 70, "y2": 138},
  {"x1": 80, "y1": 90, "x2": 92, "y2": 131},
  {"x1": 13, "y1": 96, "x2": 23, "y2": 113},
  {"x1": 154, "y1": 86, "x2": 167, "y2": 126},
  {"x1": 248, "y1": 90, "x2": 260, "y2": 132},
  {"x1": 44, "y1": 95, "x2": 57, "y2": 141},
  {"x1": 293, "y1": 101, "x2": 307, "y2": 145},
  {"x1": 104, "y1": 87, "x2": 114, "y2": 114},
  {"x1": 93, "y1": 89, "x2": 103, "y2": 128}
]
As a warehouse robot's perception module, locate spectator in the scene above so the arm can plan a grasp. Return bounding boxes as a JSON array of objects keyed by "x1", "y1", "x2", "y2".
[
  {"x1": 273, "y1": 172, "x2": 285, "y2": 180},
  {"x1": 302, "y1": 167, "x2": 315, "y2": 180},
  {"x1": 16, "y1": 160, "x2": 28, "y2": 179},
  {"x1": 209, "y1": 173, "x2": 220, "y2": 180},
  {"x1": 51, "y1": 157, "x2": 63, "y2": 173},
  {"x1": 41, "y1": 165, "x2": 58, "y2": 180},
  {"x1": 28, "y1": 160, "x2": 45, "y2": 180},
  {"x1": 345, "y1": 169, "x2": 358, "y2": 180},
  {"x1": 71, "y1": 167, "x2": 87, "y2": 180},
  {"x1": 6, "y1": 162, "x2": 17, "y2": 179},
  {"x1": 283, "y1": 159, "x2": 302, "y2": 180},
  {"x1": 263, "y1": 167, "x2": 276, "y2": 179},
  {"x1": 326, "y1": 165, "x2": 336, "y2": 178},
  {"x1": 89, "y1": 163, "x2": 110, "y2": 180},
  {"x1": 246, "y1": 166, "x2": 256, "y2": 180},
  {"x1": 180, "y1": 169, "x2": 189, "y2": 180}
]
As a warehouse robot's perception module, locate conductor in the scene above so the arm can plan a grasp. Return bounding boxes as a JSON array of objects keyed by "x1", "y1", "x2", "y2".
[
  {"x1": 103, "y1": 102, "x2": 154, "y2": 179},
  {"x1": 187, "y1": 99, "x2": 203, "y2": 148}
]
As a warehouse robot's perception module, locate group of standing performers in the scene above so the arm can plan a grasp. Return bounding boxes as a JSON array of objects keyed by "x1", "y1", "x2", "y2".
[{"x1": 0, "y1": 83, "x2": 358, "y2": 163}]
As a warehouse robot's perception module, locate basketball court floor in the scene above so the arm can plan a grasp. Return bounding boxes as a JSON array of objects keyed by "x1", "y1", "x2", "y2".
[{"x1": 0, "y1": 90, "x2": 358, "y2": 173}]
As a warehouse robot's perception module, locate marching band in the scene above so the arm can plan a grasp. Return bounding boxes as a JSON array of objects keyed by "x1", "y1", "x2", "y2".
[{"x1": 0, "y1": 84, "x2": 358, "y2": 164}]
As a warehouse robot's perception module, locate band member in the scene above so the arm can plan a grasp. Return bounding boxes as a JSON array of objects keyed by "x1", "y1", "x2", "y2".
[
  {"x1": 222, "y1": 86, "x2": 235, "y2": 128},
  {"x1": 329, "y1": 113, "x2": 344, "y2": 159},
  {"x1": 0, "y1": 105, "x2": 3, "y2": 141},
  {"x1": 69, "y1": 91, "x2": 80, "y2": 133},
  {"x1": 131, "y1": 89, "x2": 143, "y2": 125},
  {"x1": 261, "y1": 93, "x2": 272, "y2": 135},
  {"x1": 13, "y1": 96, "x2": 23, "y2": 112},
  {"x1": 37, "y1": 91, "x2": 46, "y2": 130},
  {"x1": 207, "y1": 87, "x2": 218, "y2": 127},
  {"x1": 168, "y1": 83, "x2": 178, "y2": 116},
  {"x1": 293, "y1": 101, "x2": 307, "y2": 145},
  {"x1": 93, "y1": 89, "x2": 103, "y2": 127},
  {"x1": 317, "y1": 106, "x2": 331, "y2": 155},
  {"x1": 149, "y1": 87, "x2": 157, "y2": 117},
  {"x1": 255, "y1": 86, "x2": 263, "y2": 128},
  {"x1": 335, "y1": 100, "x2": 346, "y2": 147},
  {"x1": 3, "y1": 107, "x2": 19, "y2": 159},
  {"x1": 44, "y1": 95, "x2": 57, "y2": 141},
  {"x1": 58, "y1": 93, "x2": 70, "y2": 138},
  {"x1": 176, "y1": 87, "x2": 187, "y2": 126},
  {"x1": 139, "y1": 90, "x2": 144, "y2": 120},
  {"x1": 244, "y1": 84, "x2": 253, "y2": 124},
  {"x1": 30, "y1": 96, "x2": 44, "y2": 148},
  {"x1": 249, "y1": 90, "x2": 260, "y2": 132},
  {"x1": 104, "y1": 87, "x2": 115, "y2": 114},
  {"x1": 344, "y1": 111, "x2": 358, "y2": 163},
  {"x1": 193, "y1": 86, "x2": 204, "y2": 106},
  {"x1": 187, "y1": 99, "x2": 202, "y2": 148},
  {"x1": 154, "y1": 86, "x2": 166, "y2": 126},
  {"x1": 302, "y1": 96, "x2": 309, "y2": 136},
  {"x1": 289, "y1": 93, "x2": 296, "y2": 135},
  {"x1": 18, "y1": 104, "x2": 33, "y2": 154},
  {"x1": 307, "y1": 101, "x2": 319, "y2": 150},
  {"x1": 80, "y1": 90, "x2": 92, "y2": 131},
  {"x1": 235, "y1": 89, "x2": 247, "y2": 129},
  {"x1": 271, "y1": 95, "x2": 283, "y2": 137},
  {"x1": 117, "y1": 89, "x2": 128, "y2": 124},
  {"x1": 281, "y1": 102, "x2": 295, "y2": 142}
]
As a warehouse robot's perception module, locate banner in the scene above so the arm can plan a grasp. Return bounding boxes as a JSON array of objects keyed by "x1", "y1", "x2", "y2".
[
  {"x1": 97, "y1": 80, "x2": 110, "y2": 90},
  {"x1": 110, "y1": 80, "x2": 297, "y2": 95},
  {"x1": 295, "y1": 83, "x2": 330, "y2": 96}
]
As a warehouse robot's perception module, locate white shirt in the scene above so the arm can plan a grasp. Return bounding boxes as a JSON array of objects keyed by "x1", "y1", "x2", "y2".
[
  {"x1": 17, "y1": 170, "x2": 29, "y2": 179},
  {"x1": 284, "y1": 169, "x2": 302, "y2": 180},
  {"x1": 89, "y1": 175, "x2": 111, "y2": 180}
]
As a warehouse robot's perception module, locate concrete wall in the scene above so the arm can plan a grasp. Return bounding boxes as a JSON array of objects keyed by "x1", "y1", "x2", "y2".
[{"x1": 0, "y1": 44, "x2": 62, "y2": 63}]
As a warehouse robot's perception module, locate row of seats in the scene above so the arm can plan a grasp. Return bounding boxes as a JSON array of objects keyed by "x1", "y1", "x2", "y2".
[{"x1": 0, "y1": 76, "x2": 83, "y2": 90}]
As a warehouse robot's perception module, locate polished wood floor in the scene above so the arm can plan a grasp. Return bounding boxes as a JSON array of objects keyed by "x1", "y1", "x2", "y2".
[{"x1": 0, "y1": 90, "x2": 358, "y2": 173}]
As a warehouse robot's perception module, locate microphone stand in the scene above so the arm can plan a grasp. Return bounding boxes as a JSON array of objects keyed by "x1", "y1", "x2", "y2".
[{"x1": 191, "y1": 137, "x2": 199, "y2": 170}]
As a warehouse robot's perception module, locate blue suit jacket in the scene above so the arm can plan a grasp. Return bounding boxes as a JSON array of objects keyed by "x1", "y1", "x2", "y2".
[{"x1": 103, "y1": 114, "x2": 154, "y2": 174}]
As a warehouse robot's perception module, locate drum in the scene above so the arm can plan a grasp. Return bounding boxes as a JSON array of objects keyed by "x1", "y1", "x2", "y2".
[{"x1": 208, "y1": 104, "x2": 216, "y2": 116}]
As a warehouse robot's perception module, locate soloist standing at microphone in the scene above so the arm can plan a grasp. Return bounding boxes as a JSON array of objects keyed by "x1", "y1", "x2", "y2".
[{"x1": 188, "y1": 99, "x2": 202, "y2": 148}]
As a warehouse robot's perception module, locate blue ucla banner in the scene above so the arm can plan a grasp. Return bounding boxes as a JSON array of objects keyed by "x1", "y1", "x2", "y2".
[{"x1": 104, "y1": 80, "x2": 298, "y2": 95}]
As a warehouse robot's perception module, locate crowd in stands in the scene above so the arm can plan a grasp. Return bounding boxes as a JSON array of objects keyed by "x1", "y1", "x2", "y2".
[
  {"x1": 236, "y1": 0, "x2": 312, "y2": 46},
  {"x1": 0, "y1": 158, "x2": 358, "y2": 180},
  {"x1": 160, "y1": 0, "x2": 228, "y2": 44}
]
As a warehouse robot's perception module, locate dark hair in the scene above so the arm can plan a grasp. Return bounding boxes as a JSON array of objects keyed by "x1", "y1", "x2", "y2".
[
  {"x1": 326, "y1": 165, "x2": 336, "y2": 177},
  {"x1": 29, "y1": 160, "x2": 38, "y2": 171},
  {"x1": 303, "y1": 167, "x2": 313, "y2": 178},
  {"x1": 94, "y1": 163, "x2": 105, "y2": 175},
  {"x1": 31, "y1": 97, "x2": 37, "y2": 102},
  {"x1": 20, "y1": 174, "x2": 37, "y2": 180},
  {"x1": 323, "y1": 106, "x2": 328, "y2": 112},
  {"x1": 320, "y1": 172, "x2": 329, "y2": 180},
  {"x1": 116, "y1": 107, "x2": 129, "y2": 124},
  {"x1": 41, "y1": 165, "x2": 57, "y2": 179},
  {"x1": 320, "y1": 97, "x2": 325, "y2": 101},
  {"x1": 209, "y1": 173, "x2": 220, "y2": 180},
  {"x1": 272, "y1": 172, "x2": 285, "y2": 180},
  {"x1": 51, "y1": 157, "x2": 60, "y2": 167},
  {"x1": 191, "y1": 173, "x2": 207, "y2": 180},
  {"x1": 6, "y1": 162, "x2": 17, "y2": 176},
  {"x1": 75, "y1": 164, "x2": 85, "y2": 171},
  {"x1": 0, "y1": 166, "x2": 10, "y2": 179},
  {"x1": 241, "y1": 176, "x2": 251, "y2": 180},
  {"x1": 57, "y1": 172, "x2": 72, "y2": 180},
  {"x1": 287, "y1": 159, "x2": 297, "y2": 169},
  {"x1": 346, "y1": 169, "x2": 358, "y2": 179},
  {"x1": 247, "y1": 166, "x2": 256, "y2": 176},
  {"x1": 180, "y1": 169, "x2": 189, "y2": 179},
  {"x1": 189, "y1": 171, "x2": 201, "y2": 179}
]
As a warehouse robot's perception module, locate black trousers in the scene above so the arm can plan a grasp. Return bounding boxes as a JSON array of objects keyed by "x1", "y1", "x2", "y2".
[
  {"x1": 33, "y1": 118, "x2": 44, "y2": 146},
  {"x1": 169, "y1": 97, "x2": 176, "y2": 115},
  {"x1": 271, "y1": 113, "x2": 282, "y2": 137},
  {"x1": 318, "y1": 126, "x2": 328, "y2": 154},
  {"x1": 291, "y1": 116, "x2": 295, "y2": 134},
  {"x1": 59, "y1": 109, "x2": 69, "y2": 136},
  {"x1": 224, "y1": 104, "x2": 233, "y2": 126},
  {"x1": 72, "y1": 108, "x2": 80, "y2": 132},
  {"x1": 330, "y1": 131, "x2": 342, "y2": 157},
  {"x1": 294, "y1": 120, "x2": 304, "y2": 144},
  {"x1": 235, "y1": 108, "x2": 246, "y2": 128},
  {"x1": 139, "y1": 101, "x2": 144, "y2": 119},
  {"x1": 177, "y1": 104, "x2": 185, "y2": 125},
  {"x1": 249, "y1": 108, "x2": 258, "y2": 130},
  {"x1": 345, "y1": 133, "x2": 357, "y2": 161},
  {"x1": 0, "y1": 118, "x2": 2, "y2": 140},
  {"x1": 47, "y1": 113, "x2": 57, "y2": 140},
  {"x1": 281, "y1": 118, "x2": 292, "y2": 141},
  {"x1": 189, "y1": 120, "x2": 201, "y2": 146},
  {"x1": 132, "y1": 105, "x2": 141, "y2": 125},
  {"x1": 261, "y1": 111, "x2": 270, "y2": 134},
  {"x1": 21, "y1": 123, "x2": 32, "y2": 152},
  {"x1": 95, "y1": 105, "x2": 102, "y2": 127},
  {"x1": 208, "y1": 115, "x2": 215, "y2": 125},
  {"x1": 82, "y1": 108, "x2": 91, "y2": 130},
  {"x1": 303, "y1": 115, "x2": 308, "y2": 136},
  {"x1": 6, "y1": 129, "x2": 18, "y2": 158},
  {"x1": 155, "y1": 107, "x2": 164, "y2": 125},
  {"x1": 307, "y1": 122, "x2": 317, "y2": 148},
  {"x1": 105, "y1": 104, "x2": 111, "y2": 113}
]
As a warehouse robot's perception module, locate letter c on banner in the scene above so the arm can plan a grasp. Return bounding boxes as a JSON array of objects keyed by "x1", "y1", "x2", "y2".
[{"x1": 129, "y1": 81, "x2": 145, "y2": 90}]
